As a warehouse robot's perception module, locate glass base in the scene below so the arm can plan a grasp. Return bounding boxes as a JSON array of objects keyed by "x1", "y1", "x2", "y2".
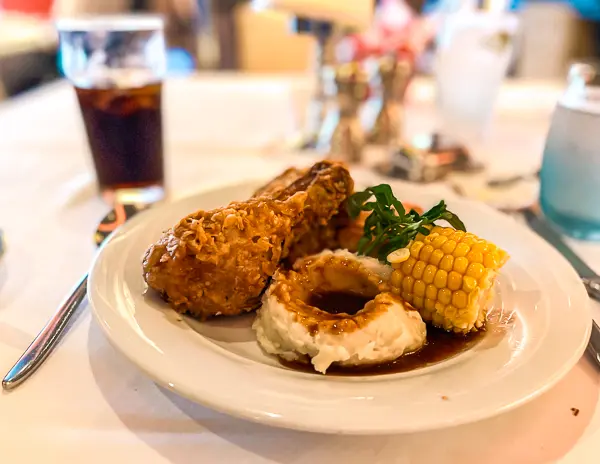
[
  {"x1": 101, "y1": 185, "x2": 165, "y2": 205},
  {"x1": 541, "y1": 200, "x2": 600, "y2": 241}
]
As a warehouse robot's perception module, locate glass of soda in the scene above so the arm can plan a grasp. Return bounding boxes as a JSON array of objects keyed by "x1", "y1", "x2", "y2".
[
  {"x1": 56, "y1": 15, "x2": 167, "y2": 204},
  {"x1": 540, "y1": 62, "x2": 600, "y2": 240}
]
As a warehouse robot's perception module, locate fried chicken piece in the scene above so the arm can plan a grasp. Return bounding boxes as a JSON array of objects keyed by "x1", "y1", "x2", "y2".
[
  {"x1": 252, "y1": 166, "x2": 305, "y2": 198},
  {"x1": 252, "y1": 164, "x2": 356, "y2": 263},
  {"x1": 142, "y1": 161, "x2": 353, "y2": 319}
]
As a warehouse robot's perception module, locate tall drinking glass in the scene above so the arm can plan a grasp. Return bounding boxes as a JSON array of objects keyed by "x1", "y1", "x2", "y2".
[
  {"x1": 540, "y1": 62, "x2": 600, "y2": 240},
  {"x1": 435, "y1": 10, "x2": 518, "y2": 162},
  {"x1": 56, "y1": 16, "x2": 167, "y2": 204}
]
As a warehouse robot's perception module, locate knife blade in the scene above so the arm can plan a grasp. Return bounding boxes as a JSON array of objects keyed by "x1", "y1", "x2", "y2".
[{"x1": 523, "y1": 208, "x2": 600, "y2": 367}]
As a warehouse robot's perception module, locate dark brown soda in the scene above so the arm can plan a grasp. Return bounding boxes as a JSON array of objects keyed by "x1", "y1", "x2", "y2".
[{"x1": 75, "y1": 83, "x2": 164, "y2": 194}]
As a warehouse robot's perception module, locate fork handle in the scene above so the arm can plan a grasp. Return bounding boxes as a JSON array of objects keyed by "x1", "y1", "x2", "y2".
[
  {"x1": 583, "y1": 277, "x2": 600, "y2": 302},
  {"x1": 2, "y1": 274, "x2": 88, "y2": 390}
]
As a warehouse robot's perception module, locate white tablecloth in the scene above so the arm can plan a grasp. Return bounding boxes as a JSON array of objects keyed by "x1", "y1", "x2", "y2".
[{"x1": 1, "y1": 74, "x2": 600, "y2": 464}]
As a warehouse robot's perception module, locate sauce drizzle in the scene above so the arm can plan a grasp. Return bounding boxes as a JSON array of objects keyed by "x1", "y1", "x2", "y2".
[
  {"x1": 280, "y1": 327, "x2": 485, "y2": 376},
  {"x1": 307, "y1": 291, "x2": 372, "y2": 316}
]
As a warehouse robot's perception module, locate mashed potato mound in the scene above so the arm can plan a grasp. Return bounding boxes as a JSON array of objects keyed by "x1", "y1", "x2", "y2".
[{"x1": 253, "y1": 250, "x2": 427, "y2": 373}]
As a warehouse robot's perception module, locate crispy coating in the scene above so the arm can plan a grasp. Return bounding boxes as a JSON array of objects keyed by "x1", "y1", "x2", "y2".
[
  {"x1": 142, "y1": 161, "x2": 354, "y2": 319},
  {"x1": 252, "y1": 167, "x2": 305, "y2": 198}
]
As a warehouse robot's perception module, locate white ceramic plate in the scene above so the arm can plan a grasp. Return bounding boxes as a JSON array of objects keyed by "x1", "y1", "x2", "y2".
[{"x1": 89, "y1": 180, "x2": 591, "y2": 434}]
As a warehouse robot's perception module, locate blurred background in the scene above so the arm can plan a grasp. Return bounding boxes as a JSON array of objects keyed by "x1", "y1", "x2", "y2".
[{"x1": 1, "y1": 0, "x2": 600, "y2": 101}]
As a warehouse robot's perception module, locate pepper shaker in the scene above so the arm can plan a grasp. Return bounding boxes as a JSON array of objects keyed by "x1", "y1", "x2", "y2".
[
  {"x1": 317, "y1": 61, "x2": 369, "y2": 163},
  {"x1": 367, "y1": 55, "x2": 412, "y2": 146}
]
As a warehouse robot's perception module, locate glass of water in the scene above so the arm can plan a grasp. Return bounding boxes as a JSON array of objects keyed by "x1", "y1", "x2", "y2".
[
  {"x1": 56, "y1": 15, "x2": 167, "y2": 204},
  {"x1": 435, "y1": 10, "x2": 518, "y2": 161},
  {"x1": 540, "y1": 62, "x2": 600, "y2": 240}
]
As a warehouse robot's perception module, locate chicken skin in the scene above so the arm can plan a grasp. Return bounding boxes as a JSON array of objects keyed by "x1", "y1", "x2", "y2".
[{"x1": 142, "y1": 161, "x2": 354, "y2": 319}]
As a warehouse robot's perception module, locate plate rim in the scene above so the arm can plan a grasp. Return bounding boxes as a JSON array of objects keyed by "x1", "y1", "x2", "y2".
[{"x1": 88, "y1": 179, "x2": 592, "y2": 434}]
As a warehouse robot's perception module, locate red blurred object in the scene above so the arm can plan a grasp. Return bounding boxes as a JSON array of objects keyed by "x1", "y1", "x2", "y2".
[
  {"x1": 337, "y1": 0, "x2": 434, "y2": 63},
  {"x1": 2, "y1": 0, "x2": 54, "y2": 16}
]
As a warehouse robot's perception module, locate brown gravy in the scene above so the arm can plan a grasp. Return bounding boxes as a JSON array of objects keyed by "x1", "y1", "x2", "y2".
[
  {"x1": 280, "y1": 327, "x2": 485, "y2": 376},
  {"x1": 307, "y1": 291, "x2": 372, "y2": 316}
]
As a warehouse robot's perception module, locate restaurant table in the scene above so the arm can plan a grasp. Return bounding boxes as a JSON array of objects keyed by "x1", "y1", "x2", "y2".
[{"x1": 1, "y1": 74, "x2": 600, "y2": 464}]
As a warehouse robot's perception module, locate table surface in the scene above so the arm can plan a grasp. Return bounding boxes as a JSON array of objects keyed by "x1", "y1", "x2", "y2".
[{"x1": 1, "y1": 74, "x2": 600, "y2": 464}]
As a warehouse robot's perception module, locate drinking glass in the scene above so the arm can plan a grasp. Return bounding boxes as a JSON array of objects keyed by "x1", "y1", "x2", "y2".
[
  {"x1": 435, "y1": 10, "x2": 518, "y2": 161},
  {"x1": 56, "y1": 15, "x2": 167, "y2": 204},
  {"x1": 540, "y1": 62, "x2": 600, "y2": 240}
]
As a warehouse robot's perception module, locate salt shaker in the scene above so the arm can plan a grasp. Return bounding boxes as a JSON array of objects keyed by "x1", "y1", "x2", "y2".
[
  {"x1": 317, "y1": 61, "x2": 369, "y2": 163},
  {"x1": 290, "y1": 18, "x2": 336, "y2": 149},
  {"x1": 367, "y1": 55, "x2": 412, "y2": 146}
]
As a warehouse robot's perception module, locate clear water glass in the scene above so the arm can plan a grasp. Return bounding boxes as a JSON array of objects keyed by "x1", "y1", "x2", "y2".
[
  {"x1": 435, "y1": 11, "x2": 518, "y2": 161},
  {"x1": 540, "y1": 62, "x2": 600, "y2": 240},
  {"x1": 56, "y1": 15, "x2": 167, "y2": 204}
]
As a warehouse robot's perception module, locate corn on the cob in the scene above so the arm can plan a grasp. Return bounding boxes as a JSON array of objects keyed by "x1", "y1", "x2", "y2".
[{"x1": 388, "y1": 226, "x2": 509, "y2": 334}]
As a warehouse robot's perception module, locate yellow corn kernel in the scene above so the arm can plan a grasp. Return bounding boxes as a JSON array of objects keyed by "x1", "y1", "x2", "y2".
[
  {"x1": 413, "y1": 279, "x2": 426, "y2": 297},
  {"x1": 423, "y1": 232, "x2": 440, "y2": 243},
  {"x1": 432, "y1": 235, "x2": 448, "y2": 249},
  {"x1": 462, "y1": 275, "x2": 477, "y2": 292},
  {"x1": 486, "y1": 243, "x2": 497, "y2": 253},
  {"x1": 471, "y1": 242, "x2": 489, "y2": 253},
  {"x1": 415, "y1": 232, "x2": 426, "y2": 242},
  {"x1": 402, "y1": 257, "x2": 416, "y2": 276},
  {"x1": 410, "y1": 241, "x2": 424, "y2": 258},
  {"x1": 387, "y1": 248, "x2": 410, "y2": 264},
  {"x1": 449, "y1": 231, "x2": 465, "y2": 242},
  {"x1": 466, "y1": 262, "x2": 485, "y2": 280},
  {"x1": 391, "y1": 286, "x2": 401, "y2": 295},
  {"x1": 434, "y1": 269, "x2": 448, "y2": 288},
  {"x1": 412, "y1": 260, "x2": 426, "y2": 280},
  {"x1": 453, "y1": 257, "x2": 469, "y2": 274},
  {"x1": 452, "y1": 290, "x2": 468, "y2": 309},
  {"x1": 483, "y1": 252, "x2": 499, "y2": 269},
  {"x1": 439, "y1": 228, "x2": 454, "y2": 236},
  {"x1": 402, "y1": 275, "x2": 414, "y2": 292},
  {"x1": 434, "y1": 301, "x2": 446, "y2": 314},
  {"x1": 440, "y1": 255, "x2": 454, "y2": 272},
  {"x1": 430, "y1": 226, "x2": 444, "y2": 234},
  {"x1": 480, "y1": 273, "x2": 493, "y2": 290},
  {"x1": 466, "y1": 250, "x2": 483, "y2": 264},
  {"x1": 443, "y1": 318, "x2": 454, "y2": 332},
  {"x1": 448, "y1": 271, "x2": 462, "y2": 291},
  {"x1": 442, "y1": 240, "x2": 457, "y2": 255},
  {"x1": 445, "y1": 305, "x2": 458, "y2": 320},
  {"x1": 391, "y1": 270, "x2": 403, "y2": 288},
  {"x1": 430, "y1": 249, "x2": 444, "y2": 267},
  {"x1": 438, "y1": 288, "x2": 452, "y2": 305},
  {"x1": 498, "y1": 249, "x2": 508, "y2": 264},
  {"x1": 420, "y1": 244, "x2": 434, "y2": 263},
  {"x1": 422, "y1": 264, "x2": 437, "y2": 284},
  {"x1": 468, "y1": 288, "x2": 481, "y2": 308},
  {"x1": 425, "y1": 284, "x2": 438, "y2": 300},
  {"x1": 421, "y1": 308, "x2": 433, "y2": 321},
  {"x1": 424, "y1": 298, "x2": 436, "y2": 312},
  {"x1": 432, "y1": 312, "x2": 445, "y2": 326},
  {"x1": 460, "y1": 235, "x2": 477, "y2": 247},
  {"x1": 402, "y1": 291, "x2": 413, "y2": 302},
  {"x1": 453, "y1": 243, "x2": 470, "y2": 258},
  {"x1": 413, "y1": 296, "x2": 424, "y2": 309}
]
